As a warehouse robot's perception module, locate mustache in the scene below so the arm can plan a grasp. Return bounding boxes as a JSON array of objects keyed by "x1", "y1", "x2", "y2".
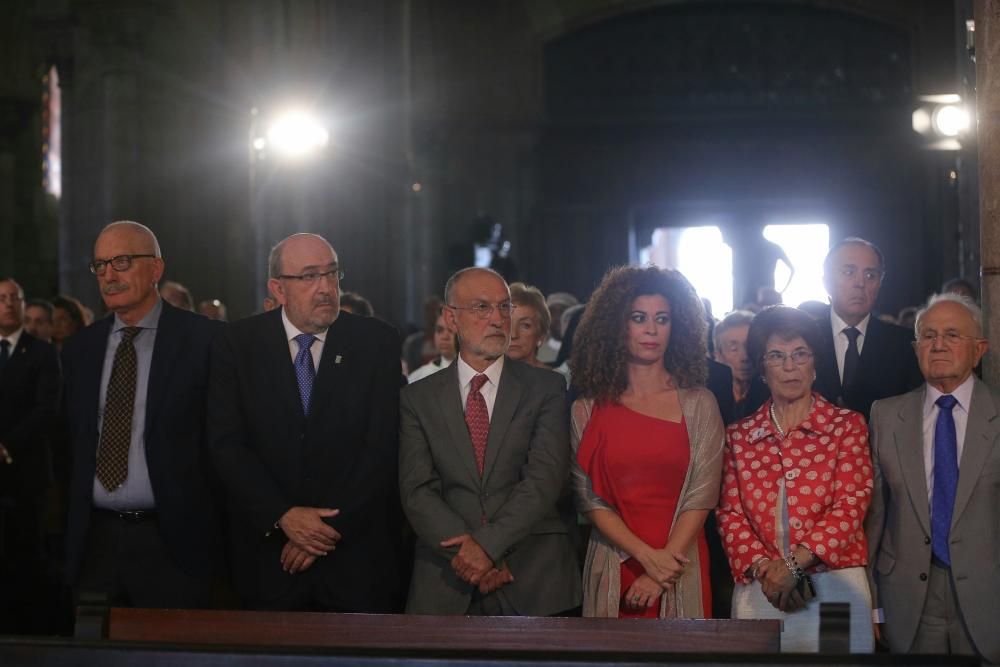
[
  {"x1": 102, "y1": 283, "x2": 129, "y2": 295},
  {"x1": 312, "y1": 296, "x2": 337, "y2": 307}
]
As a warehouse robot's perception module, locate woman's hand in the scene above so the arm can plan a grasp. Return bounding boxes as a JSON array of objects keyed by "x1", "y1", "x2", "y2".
[
  {"x1": 637, "y1": 548, "x2": 689, "y2": 589},
  {"x1": 623, "y1": 574, "x2": 664, "y2": 610},
  {"x1": 757, "y1": 559, "x2": 802, "y2": 611}
]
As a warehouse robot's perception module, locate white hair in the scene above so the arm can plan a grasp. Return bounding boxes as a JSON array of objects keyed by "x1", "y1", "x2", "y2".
[{"x1": 914, "y1": 292, "x2": 983, "y2": 337}]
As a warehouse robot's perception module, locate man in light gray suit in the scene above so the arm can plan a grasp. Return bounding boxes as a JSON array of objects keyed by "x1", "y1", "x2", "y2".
[
  {"x1": 399, "y1": 267, "x2": 581, "y2": 616},
  {"x1": 867, "y1": 292, "x2": 998, "y2": 663}
]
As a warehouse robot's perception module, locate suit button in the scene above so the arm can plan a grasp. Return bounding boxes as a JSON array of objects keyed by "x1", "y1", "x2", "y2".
[
  {"x1": 924, "y1": 536, "x2": 931, "y2": 545},
  {"x1": 919, "y1": 573, "x2": 928, "y2": 581}
]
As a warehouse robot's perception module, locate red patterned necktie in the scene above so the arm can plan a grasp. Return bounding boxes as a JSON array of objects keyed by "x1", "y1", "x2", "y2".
[
  {"x1": 465, "y1": 374, "x2": 490, "y2": 476},
  {"x1": 96, "y1": 326, "x2": 141, "y2": 491}
]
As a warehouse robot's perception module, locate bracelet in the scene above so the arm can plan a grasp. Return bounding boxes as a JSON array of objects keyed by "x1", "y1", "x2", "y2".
[{"x1": 782, "y1": 552, "x2": 805, "y2": 583}]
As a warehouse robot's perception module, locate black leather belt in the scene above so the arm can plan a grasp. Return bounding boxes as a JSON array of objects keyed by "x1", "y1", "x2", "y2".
[{"x1": 94, "y1": 508, "x2": 157, "y2": 522}]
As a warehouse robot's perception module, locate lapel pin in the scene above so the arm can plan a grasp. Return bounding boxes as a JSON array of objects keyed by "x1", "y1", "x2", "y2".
[{"x1": 335, "y1": 355, "x2": 343, "y2": 364}]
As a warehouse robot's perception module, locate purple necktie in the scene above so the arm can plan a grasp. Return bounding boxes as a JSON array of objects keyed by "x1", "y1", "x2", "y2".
[{"x1": 294, "y1": 333, "x2": 316, "y2": 415}]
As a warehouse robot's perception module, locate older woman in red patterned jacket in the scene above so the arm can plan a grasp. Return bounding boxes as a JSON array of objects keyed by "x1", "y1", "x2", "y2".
[{"x1": 717, "y1": 306, "x2": 873, "y2": 653}]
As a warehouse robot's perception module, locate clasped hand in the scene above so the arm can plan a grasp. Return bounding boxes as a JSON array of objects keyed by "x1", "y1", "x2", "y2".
[
  {"x1": 637, "y1": 547, "x2": 689, "y2": 589},
  {"x1": 757, "y1": 559, "x2": 806, "y2": 612},
  {"x1": 441, "y1": 533, "x2": 503, "y2": 588},
  {"x1": 279, "y1": 506, "x2": 341, "y2": 557}
]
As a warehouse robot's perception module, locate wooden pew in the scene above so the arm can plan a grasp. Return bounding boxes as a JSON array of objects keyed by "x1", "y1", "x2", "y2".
[{"x1": 101, "y1": 608, "x2": 781, "y2": 654}]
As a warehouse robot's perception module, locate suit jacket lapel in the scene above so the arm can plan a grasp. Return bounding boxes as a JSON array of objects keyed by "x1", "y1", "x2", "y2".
[
  {"x1": 267, "y1": 309, "x2": 304, "y2": 419},
  {"x1": 308, "y1": 314, "x2": 352, "y2": 427},
  {"x1": 436, "y1": 361, "x2": 482, "y2": 483},
  {"x1": 84, "y1": 318, "x2": 114, "y2": 435},
  {"x1": 818, "y1": 319, "x2": 843, "y2": 398},
  {"x1": 2, "y1": 333, "x2": 33, "y2": 383},
  {"x1": 952, "y1": 378, "x2": 998, "y2": 527},
  {"x1": 482, "y1": 361, "x2": 523, "y2": 485},
  {"x1": 893, "y1": 387, "x2": 931, "y2": 537},
  {"x1": 146, "y1": 304, "x2": 181, "y2": 433}
]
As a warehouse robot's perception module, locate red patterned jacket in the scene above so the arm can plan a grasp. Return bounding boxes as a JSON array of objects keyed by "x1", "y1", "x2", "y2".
[{"x1": 718, "y1": 393, "x2": 872, "y2": 583}]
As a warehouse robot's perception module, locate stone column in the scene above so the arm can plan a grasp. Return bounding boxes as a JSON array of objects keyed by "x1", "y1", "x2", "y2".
[{"x1": 975, "y1": 0, "x2": 1000, "y2": 384}]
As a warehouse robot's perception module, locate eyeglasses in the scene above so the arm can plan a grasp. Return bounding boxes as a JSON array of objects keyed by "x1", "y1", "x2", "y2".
[
  {"x1": 762, "y1": 349, "x2": 814, "y2": 367},
  {"x1": 276, "y1": 268, "x2": 345, "y2": 284},
  {"x1": 89, "y1": 254, "x2": 158, "y2": 275},
  {"x1": 915, "y1": 331, "x2": 981, "y2": 347},
  {"x1": 447, "y1": 301, "x2": 515, "y2": 320}
]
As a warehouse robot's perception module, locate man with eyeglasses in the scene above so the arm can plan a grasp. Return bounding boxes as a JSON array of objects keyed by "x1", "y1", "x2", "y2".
[
  {"x1": 866, "y1": 293, "x2": 998, "y2": 663},
  {"x1": 0, "y1": 278, "x2": 60, "y2": 633},
  {"x1": 62, "y1": 221, "x2": 223, "y2": 610},
  {"x1": 813, "y1": 237, "x2": 922, "y2": 421},
  {"x1": 399, "y1": 267, "x2": 581, "y2": 616},
  {"x1": 208, "y1": 232, "x2": 403, "y2": 612}
]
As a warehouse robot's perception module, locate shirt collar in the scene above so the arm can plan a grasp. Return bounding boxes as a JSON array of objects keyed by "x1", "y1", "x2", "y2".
[
  {"x1": 0, "y1": 327, "x2": 24, "y2": 349},
  {"x1": 745, "y1": 392, "x2": 831, "y2": 445},
  {"x1": 830, "y1": 308, "x2": 871, "y2": 338},
  {"x1": 924, "y1": 374, "x2": 975, "y2": 416},
  {"x1": 113, "y1": 298, "x2": 163, "y2": 334},
  {"x1": 280, "y1": 307, "x2": 328, "y2": 344},
  {"x1": 457, "y1": 354, "x2": 504, "y2": 389}
]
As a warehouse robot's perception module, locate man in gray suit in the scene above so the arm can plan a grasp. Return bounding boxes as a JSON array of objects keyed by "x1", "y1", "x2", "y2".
[
  {"x1": 867, "y1": 292, "x2": 998, "y2": 662},
  {"x1": 399, "y1": 267, "x2": 581, "y2": 616}
]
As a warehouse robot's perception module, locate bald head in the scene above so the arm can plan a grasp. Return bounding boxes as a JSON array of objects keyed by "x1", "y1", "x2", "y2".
[
  {"x1": 96, "y1": 220, "x2": 162, "y2": 258},
  {"x1": 268, "y1": 233, "x2": 335, "y2": 279}
]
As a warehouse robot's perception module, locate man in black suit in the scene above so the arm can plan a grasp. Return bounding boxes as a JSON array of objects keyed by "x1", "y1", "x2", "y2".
[
  {"x1": 208, "y1": 233, "x2": 402, "y2": 612},
  {"x1": 0, "y1": 278, "x2": 60, "y2": 633},
  {"x1": 62, "y1": 221, "x2": 222, "y2": 608},
  {"x1": 814, "y1": 238, "x2": 922, "y2": 421}
]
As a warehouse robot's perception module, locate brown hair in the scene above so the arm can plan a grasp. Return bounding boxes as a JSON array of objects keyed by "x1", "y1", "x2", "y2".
[{"x1": 570, "y1": 265, "x2": 707, "y2": 402}]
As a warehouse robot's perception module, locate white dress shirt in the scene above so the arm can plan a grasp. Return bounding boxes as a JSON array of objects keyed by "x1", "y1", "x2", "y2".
[
  {"x1": 281, "y1": 308, "x2": 327, "y2": 371},
  {"x1": 830, "y1": 310, "x2": 871, "y2": 383},
  {"x1": 922, "y1": 375, "x2": 974, "y2": 507},
  {"x1": 0, "y1": 327, "x2": 23, "y2": 352},
  {"x1": 457, "y1": 355, "x2": 503, "y2": 420}
]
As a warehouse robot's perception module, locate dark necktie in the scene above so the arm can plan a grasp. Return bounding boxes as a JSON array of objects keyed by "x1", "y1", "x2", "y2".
[
  {"x1": 931, "y1": 394, "x2": 959, "y2": 566},
  {"x1": 0, "y1": 339, "x2": 9, "y2": 374},
  {"x1": 841, "y1": 326, "x2": 861, "y2": 390},
  {"x1": 96, "y1": 327, "x2": 141, "y2": 491},
  {"x1": 465, "y1": 374, "x2": 490, "y2": 476},
  {"x1": 294, "y1": 333, "x2": 317, "y2": 415}
]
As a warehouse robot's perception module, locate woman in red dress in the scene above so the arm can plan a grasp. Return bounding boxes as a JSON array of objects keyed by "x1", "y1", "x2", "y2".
[{"x1": 570, "y1": 266, "x2": 724, "y2": 618}]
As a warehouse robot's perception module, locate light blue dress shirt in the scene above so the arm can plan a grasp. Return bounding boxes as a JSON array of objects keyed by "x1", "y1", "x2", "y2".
[{"x1": 91, "y1": 299, "x2": 162, "y2": 510}]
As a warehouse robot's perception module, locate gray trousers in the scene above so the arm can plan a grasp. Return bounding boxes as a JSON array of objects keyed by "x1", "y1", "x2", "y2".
[{"x1": 910, "y1": 563, "x2": 979, "y2": 659}]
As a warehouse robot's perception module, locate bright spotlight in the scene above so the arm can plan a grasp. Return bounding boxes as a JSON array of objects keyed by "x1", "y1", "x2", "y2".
[
  {"x1": 266, "y1": 110, "x2": 329, "y2": 158},
  {"x1": 932, "y1": 105, "x2": 969, "y2": 138}
]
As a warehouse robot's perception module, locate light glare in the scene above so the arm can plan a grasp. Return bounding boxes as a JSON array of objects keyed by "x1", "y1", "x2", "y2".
[
  {"x1": 266, "y1": 111, "x2": 329, "y2": 158},
  {"x1": 932, "y1": 105, "x2": 969, "y2": 138}
]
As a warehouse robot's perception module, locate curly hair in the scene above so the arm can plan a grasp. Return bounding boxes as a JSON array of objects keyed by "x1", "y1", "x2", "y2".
[{"x1": 570, "y1": 265, "x2": 708, "y2": 402}]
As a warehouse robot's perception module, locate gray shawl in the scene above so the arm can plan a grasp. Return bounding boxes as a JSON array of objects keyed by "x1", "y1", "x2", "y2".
[{"x1": 570, "y1": 386, "x2": 724, "y2": 618}]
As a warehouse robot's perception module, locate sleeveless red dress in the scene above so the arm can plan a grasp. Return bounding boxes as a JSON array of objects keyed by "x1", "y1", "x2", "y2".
[{"x1": 577, "y1": 402, "x2": 712, "y2": 618}]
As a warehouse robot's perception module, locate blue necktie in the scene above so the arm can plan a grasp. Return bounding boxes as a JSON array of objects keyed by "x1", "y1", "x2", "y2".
[
  {"x1": 293, "y1": 333, "x2": 317, "y2": 415},
  {"x1": 931, "y1": 394, "x2": 959, "y2": 566}
]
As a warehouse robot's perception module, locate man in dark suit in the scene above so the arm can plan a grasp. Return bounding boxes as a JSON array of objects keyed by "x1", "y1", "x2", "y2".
[
  {"x1": 0, "y1": 278, "x2": 60, "y2": 633},
  {"x1": 208, "y1": 233, "x2": 402, "y2": 612},
  {"x1": 814, "y1": 238, "x2": 922, "y2": 421},
  {"x1": 62, "y1": 221, "x2": 222, "y2": 608},
  {"x1": 867, "y1": 294, "x2": 999, "y2": 662},
  {"x1": 399, "y1": 267, "x2": 581, "y2": 616}
]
